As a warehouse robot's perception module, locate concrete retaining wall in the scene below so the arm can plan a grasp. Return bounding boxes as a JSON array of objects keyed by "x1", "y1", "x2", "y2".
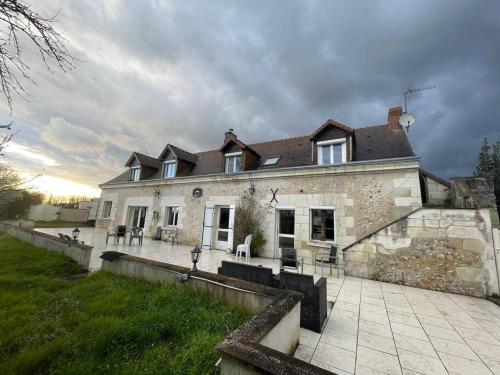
[
  {"x1": 344, "y1": 208, "x2": 499, "y2": 297},
  {"x1": 100, "y1": 254, "x2": 326, "y2": 374},
  {"x1": 0, "y1": 222, "x2": 93, "y2": 270}
]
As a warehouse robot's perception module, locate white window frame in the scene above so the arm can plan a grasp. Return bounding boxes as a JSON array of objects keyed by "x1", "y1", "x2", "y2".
[
  {"x1": 317, "y1": 138, "x2": 347, "y2": 165},
  {"x1": 163, "y1": 161, "x2": 177, "y2": 178},
  {"x1": 225, "y1": 152, "x2": 243, "y2": 173},
  {"x1": 102, "y1": 201, "x2": 112, "y2": 218},
  {"x1": 130, "y1": 167, "x2": 141, "y2": 181},
  {"x1": 164, "y1": 206, "x2": 180, "y2": 227},
  {"x1": 309, "y1": 206, "x2": 336, "y2": 243}
]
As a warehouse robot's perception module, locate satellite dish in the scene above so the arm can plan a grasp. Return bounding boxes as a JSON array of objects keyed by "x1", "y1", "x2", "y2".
[{"x1": 399, "y1": 113, "x2": 416, "y2": 131}]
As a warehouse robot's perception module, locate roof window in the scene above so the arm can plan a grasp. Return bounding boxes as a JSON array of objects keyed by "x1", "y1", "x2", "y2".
[{"x1": 262, "y1": 156, "x2": 280, "y2": 166}]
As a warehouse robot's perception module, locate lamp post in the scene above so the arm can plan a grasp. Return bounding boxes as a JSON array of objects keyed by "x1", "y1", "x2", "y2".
[
  {"x1": 72, "y1": 227, "x2": 80, "y2": 242},
  {"x1": 190, "y1": 245, "x2": 201, "y2": 272}
]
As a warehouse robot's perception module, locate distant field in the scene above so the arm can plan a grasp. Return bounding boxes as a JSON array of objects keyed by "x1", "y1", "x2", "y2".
[
  {"x1": 34, "y1": 220, "x2": 94, "y2": 228},
  {"x1": 0, "y1": 234, "x2": 251, "y2": 374}
]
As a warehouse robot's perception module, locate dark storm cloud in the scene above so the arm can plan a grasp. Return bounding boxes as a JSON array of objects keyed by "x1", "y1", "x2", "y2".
[{"x1": 2, "y1": 0, "x2": 499, "y2": 189}]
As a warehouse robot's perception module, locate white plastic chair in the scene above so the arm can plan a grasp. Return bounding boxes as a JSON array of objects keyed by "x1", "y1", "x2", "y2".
[{"x1": 236, "y1": 234, "x2": 252, "y2": 260}]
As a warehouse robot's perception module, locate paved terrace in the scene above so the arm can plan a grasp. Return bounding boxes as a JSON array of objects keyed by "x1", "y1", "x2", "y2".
[{"x1": 36, "y1": 227, "x2": 500, "y2": 375}]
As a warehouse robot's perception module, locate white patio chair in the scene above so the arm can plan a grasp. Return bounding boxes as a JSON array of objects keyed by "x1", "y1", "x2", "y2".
[{"x1": 236, "y1": 234, "x2": 252, "y2": 260}]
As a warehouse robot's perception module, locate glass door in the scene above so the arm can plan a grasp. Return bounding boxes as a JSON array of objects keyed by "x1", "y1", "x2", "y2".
[
  {"x1": 127, "y1": 206, "x2": 147, "y2": 228},
  {"x1": 277, "y1": 209, "x2": 295, "y2": 256},
  {"x1": 215, "y1": 206, "x2": 230, "y2": 250}
]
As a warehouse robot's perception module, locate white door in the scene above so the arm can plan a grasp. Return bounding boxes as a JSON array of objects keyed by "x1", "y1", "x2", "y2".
[
  {"x1": 276, "y1": 209, "x2": 295, "y2": 257},
  {"x1": 215, "y1": 206, "x2": 231, "y2": 250},
  {"x1": 201, "y1": 204, "x2": 214, "y2": 249},
  {"x1": 227, "y1": 205, "x2": 235, "y2": 251}
]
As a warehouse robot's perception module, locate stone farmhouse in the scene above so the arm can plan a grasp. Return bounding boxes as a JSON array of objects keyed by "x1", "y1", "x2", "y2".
[{"x1": 96, "y1": 106, "x2": 451, "y2": 263}]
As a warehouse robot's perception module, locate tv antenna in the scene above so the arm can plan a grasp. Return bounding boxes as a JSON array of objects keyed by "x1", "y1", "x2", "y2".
[{"x1": 401, "y1": 84, "x2": 435, "y2": 132}]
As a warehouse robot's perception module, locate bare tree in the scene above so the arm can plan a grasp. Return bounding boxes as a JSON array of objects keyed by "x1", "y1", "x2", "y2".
[
  {"x1": 0, "y1": 162, "x2": 23, "y2": 209},
  {"x1": 0, "y1": 0, "x2": 77, "y2": 110}
]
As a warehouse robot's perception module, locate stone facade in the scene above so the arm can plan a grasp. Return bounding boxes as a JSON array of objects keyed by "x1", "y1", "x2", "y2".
[
  {"x1": 343, "y1": 208, "x2": 499, "y2": 297},
  {"x1": 97, "y1": 158, "x2": 421, "y2": 262}
]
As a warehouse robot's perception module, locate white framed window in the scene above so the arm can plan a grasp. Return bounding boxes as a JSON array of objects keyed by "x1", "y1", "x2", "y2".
[
  {"x1": 317, "y1": 138, "x2": 346, "y2": 165},
  {"x1": 164, "y1": 206, "x2": 179, "y2": 227},
  {"x1": 130, "y1": 167, "x2": 140, "y2": 181},
  {"x1": 310, "y1": 207, "x2": 335, "y2": 242},
  {"x1": 102, "y1": 201, "x2": 112, "y2": 218},
  {"x1": 225, "y1": 152, "x2": 242, "y2": 173},
  {"x1": 263, "y1": 156, "x2": 280, "y2": 166},
  {"x1": 163, "y1": 161, "x2": 177, "y2": 178}
]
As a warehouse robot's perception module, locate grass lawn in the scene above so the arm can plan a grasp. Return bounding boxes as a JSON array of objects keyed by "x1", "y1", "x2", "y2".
[
  {"x1": 34, "y1": 220, "x2": 94, "y2": 228},
  {"x1": 0, "y1": 234, "x2": 251, "y2": 375}
]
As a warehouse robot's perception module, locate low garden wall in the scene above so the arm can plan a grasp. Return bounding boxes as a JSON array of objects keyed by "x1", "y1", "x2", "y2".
[
  {"x1": 0, "y1": 222, "x2": 92, "y2": 271},
  {"x1": 100, "y1": 253, "x2": 329, "y2": 375},
  {"x1": 343, "y1": 208, "x2": 499, "y2": 297}
]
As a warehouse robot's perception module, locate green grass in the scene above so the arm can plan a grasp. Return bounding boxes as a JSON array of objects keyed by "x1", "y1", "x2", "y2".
[
  {"x1": 0, "y1": 234, "x2": 251, "y2": 375},
  {"x1": 34, "y1": 220, "x2": 93, "y2": 228}
]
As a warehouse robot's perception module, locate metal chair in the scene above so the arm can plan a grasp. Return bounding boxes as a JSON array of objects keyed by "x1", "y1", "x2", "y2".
[
  {"x1": 169, "y1": 227, "x2": 180, "y2": 246},
  {"x1": 106, "y1": 225, "x2": 127, "y2": 244},
  {"x1": 129, "y1": 226, "x2": 144, "y2": 246},
  {"x1": 279, "y1": 248, "x2": 304, "y2": 274},
  {"x1": 314, "y1": 245, "x2": 342, "y2": 277},
  {"x1": 236, "y1": 234, "x2": 252, "y2": 260}
]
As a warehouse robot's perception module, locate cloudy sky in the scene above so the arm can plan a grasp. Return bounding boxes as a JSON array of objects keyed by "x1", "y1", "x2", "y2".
[{"x1": 1, "y1": 0, "x2": 499, "y2": 197}]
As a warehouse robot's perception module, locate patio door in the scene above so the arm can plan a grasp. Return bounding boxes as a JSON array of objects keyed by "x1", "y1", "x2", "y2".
[
  {"x1": 127, "y1": 206, "x2": 147, "y2": 228},
  {"x1": 215, "y1": 205, "x2": 235, "y2": 251},
  {"x1": 276, "y1": 209, "x2": 295, "y2": 257}
]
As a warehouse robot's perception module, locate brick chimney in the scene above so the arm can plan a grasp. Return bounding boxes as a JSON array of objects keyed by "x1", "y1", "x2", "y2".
[
  {"x1": 224, "y1": 128, "x2": 236, "y2": 143},
  {"x1": 388, "y1": 107, "x2": 403, "y2": 131}
]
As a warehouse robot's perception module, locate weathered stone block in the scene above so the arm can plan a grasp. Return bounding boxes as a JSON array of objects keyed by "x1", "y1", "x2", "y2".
[
  {"x1": 462, "y1": 239, "x2": 484, "y2": 252},
  {"x1": 455, "y1": 267, "x2": 486, "y2": 283},
  {"x1": 447, "y1": 226, "x2": 481, "y2": 239},
  {"x1": 344, "y1": 251, "x2": 368, "y2": 263},
  {"x1": 424, "y1": 219, "x2": 440, "y2": 228},
  {"x1": 441, "y1": 209, "x2": 477, "y2": 221},
  {"x1": 407, "y1": 227, "x2": 439, "y2": 238},
  {"x1": 414, "y1": 209, "x2": 441, "y2": 220},
  {"x1": 407, "y1": 218, "x2": 423, "y2": 227},
  {"x1": 395, "y1": 197, "x2": 421, "y2": 207}
]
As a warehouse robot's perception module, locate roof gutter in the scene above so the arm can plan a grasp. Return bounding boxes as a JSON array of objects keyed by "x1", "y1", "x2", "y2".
[{"x1": 99, "y1": 155, "x2": 420, "y2": 189}]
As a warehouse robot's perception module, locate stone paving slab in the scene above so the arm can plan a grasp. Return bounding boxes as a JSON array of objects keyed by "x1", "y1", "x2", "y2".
[{"x1": 295, "y1": 276, "x2": 500, "y2": 374}]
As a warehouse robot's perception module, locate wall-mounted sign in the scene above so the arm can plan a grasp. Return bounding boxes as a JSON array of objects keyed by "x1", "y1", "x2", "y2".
[{"x1": 193, "y1": 187, "x2": 203, "y2": 198}]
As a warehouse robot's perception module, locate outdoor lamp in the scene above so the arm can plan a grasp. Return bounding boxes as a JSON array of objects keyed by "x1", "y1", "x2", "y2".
[
  {"x1": 72, "y1": 227, "x2": 80, "y2": 241},
  {"x1": 190, "y1": 245, "x2": 201, "y2": 272}
]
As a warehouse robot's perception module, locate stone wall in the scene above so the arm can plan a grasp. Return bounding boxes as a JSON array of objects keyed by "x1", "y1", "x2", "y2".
[
  {"x1": 343, "y1": 208, "x2": 499, "y2": 297},
  {"x1": 97, "y1": 159, "x2": 422, "y2": 262},
  {"x1": 424, "y1": 175, "x2": 450, "y2": 206},
  {"x1": 0, "y1": 222, "x2": 93, "y2": 270}
]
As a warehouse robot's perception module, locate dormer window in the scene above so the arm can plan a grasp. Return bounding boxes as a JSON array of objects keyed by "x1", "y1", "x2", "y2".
[
  {"x1": 163, "y1": 161, "x2": 177, "y2": 178},
  {"x1": 130, "y1": 167, "x2": 140, "y2": 181},
  {"x1": 225, "y1": 152, "x2": 242, "y2": 173},
  {"x1": 317, "y1": 139, "x2": 346, "y2": 165}
]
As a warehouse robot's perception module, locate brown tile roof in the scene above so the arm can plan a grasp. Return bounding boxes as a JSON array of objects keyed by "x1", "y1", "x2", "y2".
[
  {"x1": 104, "y1": 121, "x2": 416, "y2": 185},
  {"x1": 353, "y1": 125, "x2": 414, "y2": 161}
]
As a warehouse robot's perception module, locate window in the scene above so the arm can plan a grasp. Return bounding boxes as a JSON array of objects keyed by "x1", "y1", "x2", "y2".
[
  {"x1": 102, "y1": 201, "x2": 112, "y2": 218},
  {"x1": 164, "y1": 206, "x2": 179, "y2": 227},
  {"x1": 278, "y1": 209, "x2": 295, "y2": 249},
  {"x1": 310, "y1": 208, "x2": 335, "y2": 242},
  {"x1": 130, "y1": 167, "x2": 140, "y2": 181},
  {"x1": 225, "y1": 152, "x2": 242, "y2": 173},
  {"x1": 262, "y1": 156, "x2": 280, "y2": 166},
  {"x1": 163, "y1": 161, "x2": 177, "y2": 178},
  {"x1": 317, "y1": 139, "x2": 346, "y2": 165}
]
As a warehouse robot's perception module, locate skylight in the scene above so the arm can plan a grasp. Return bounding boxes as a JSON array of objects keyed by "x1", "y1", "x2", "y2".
[{"x1": 263, "y1": 156, "x2": 280, "y2": 166}]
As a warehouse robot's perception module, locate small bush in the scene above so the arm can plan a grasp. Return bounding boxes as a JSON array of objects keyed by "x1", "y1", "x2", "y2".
[{"x1": 233, "y1": 192, "x2": 268, "y2": 256}]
